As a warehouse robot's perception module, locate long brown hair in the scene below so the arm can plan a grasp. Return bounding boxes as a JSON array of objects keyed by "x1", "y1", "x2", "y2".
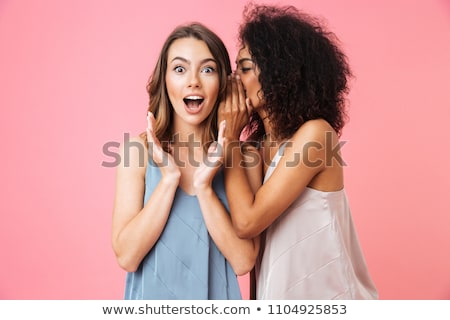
[{"x1": 141, "y1": 23, "x2": 231, "y2": 152}]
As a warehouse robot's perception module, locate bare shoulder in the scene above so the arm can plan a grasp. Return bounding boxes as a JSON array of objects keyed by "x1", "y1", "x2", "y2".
[
  {"x1": 285, "y1": 119, "x2": 341, "y2": 172},
  {"x1": 291, "y1": 119, "x2": 339, "y2": 146},
  {"x1": 117, "y1": 134, "x2": 148, "y2": 171},
  {"x1": 123, "y1": 133, "x2": 147, "y2": 147}
]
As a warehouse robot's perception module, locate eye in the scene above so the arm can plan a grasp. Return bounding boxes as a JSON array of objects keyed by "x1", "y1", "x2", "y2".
[
  {"x1": 201, "y1": 66, "x2": 215, "y2": 73},
  {"x1": 239, "y1": 67, "x2": 252, "y2": 73},
  {"x1": 174, "y1": 66, "x2": 185, "y2": 73}
]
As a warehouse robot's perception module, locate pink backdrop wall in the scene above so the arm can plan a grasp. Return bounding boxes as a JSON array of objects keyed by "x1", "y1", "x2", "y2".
[{"x1": 1, "y1": 0, "x2": 449, "y2": 299}]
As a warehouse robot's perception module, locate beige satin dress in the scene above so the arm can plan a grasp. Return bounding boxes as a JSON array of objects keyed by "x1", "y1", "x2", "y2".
[{"x1": 256, "y1": 143, "x2": 378, "y2": 299}]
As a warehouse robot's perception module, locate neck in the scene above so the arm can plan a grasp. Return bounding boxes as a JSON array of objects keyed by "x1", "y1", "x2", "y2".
[
  {"x1": 172, "y1": 120, "x2": 204, "y2": 145},
  {"x1": 257, "y1": 109, "x2": 278, "y2": 143},
  {"x1": 170, "y1": 125, "x2": 206, "y2": 164}
]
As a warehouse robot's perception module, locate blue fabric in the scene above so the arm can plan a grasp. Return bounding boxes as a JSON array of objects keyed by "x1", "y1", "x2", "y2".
[{"x1": 124, "y1": 159, "x2": 241, "y2": 300}]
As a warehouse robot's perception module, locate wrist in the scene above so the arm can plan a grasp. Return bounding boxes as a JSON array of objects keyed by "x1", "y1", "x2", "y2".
[
  {"x1": 193, "y1": 182, "x2": 213, "y2": 195},
  {"x1": 160, "y1": 170, "x2": 181, "y2": 185}
]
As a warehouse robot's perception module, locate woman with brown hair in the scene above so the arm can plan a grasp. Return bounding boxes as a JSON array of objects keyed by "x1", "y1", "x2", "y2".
[{"x1": 112, "y1": 22, "x2": 260, "y2": 299}]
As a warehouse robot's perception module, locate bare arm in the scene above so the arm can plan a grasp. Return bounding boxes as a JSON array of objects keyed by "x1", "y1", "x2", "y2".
[
  {"x1": 225, "y1": 120, "x2": 335, "y2": 238},
  {"x1": 220, "y1": 76, "x2": 339, "y2": 239},
  {"x1": 193, "y1": 121, "x2": 260, "y2": 276},
  {"x1": 111, "y1": 113, "x2": 181, "y2": 272}
]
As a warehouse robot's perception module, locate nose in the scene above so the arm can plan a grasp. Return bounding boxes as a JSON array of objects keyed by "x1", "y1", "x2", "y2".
[{"x1": 188, "y1": 72, "x2": 201, "y2": 88}]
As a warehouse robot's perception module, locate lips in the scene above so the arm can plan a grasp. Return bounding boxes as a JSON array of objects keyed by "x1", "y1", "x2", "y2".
[{"x1": 183, "y1": 95, "x2": 205, "y2": 114}]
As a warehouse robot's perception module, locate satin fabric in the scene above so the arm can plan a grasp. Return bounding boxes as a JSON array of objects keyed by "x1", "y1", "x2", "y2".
[{"x1": 256, "y1": 143, "x2": 378, "y2": 299}]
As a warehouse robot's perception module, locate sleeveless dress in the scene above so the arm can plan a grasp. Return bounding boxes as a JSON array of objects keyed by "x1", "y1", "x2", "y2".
[
  {"x1": 124, "y1": 159, "x2": 241, "y2": 300},
  {"x1": 256, "y1": 143, "x2": 378, "y2": 299}
]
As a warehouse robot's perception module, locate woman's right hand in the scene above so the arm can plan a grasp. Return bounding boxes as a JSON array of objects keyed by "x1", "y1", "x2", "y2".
[
  {"x1": 146, "y1": 112, "x2": 180, "y2": 180},
  {"x1": 219, "y1": 74, "x2": 253, "y2": 141}
]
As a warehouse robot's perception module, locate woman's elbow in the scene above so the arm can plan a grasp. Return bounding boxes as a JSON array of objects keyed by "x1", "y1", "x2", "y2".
[
  {"x1": 234, "y1": 267, "x2": 251, "y2": 277},
  {"x1": 115, "y1": 253, "x2": 139, "y2": 273},
  {"x1": 231, "y1": 245, "x2": 259, "y2": 276},
  {"x1": 233, "y1": 221, "x2": 258, "y2": 239},
  {"x1": 112, "y1": 243, "x2": 139, "y2": 272},
  {"x1": 232, "y1": 257, "x2": 256, "y2": 276}
]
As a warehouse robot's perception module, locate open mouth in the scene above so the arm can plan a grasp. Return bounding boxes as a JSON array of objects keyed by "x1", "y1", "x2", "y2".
[{"x1": 183, "y1": 96, "x2": 204, "y2": 110}]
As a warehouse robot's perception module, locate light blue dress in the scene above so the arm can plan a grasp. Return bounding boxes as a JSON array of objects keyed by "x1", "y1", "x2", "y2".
[{"x1": 124, "y1": 159, "x2": 241, "y2": 300}]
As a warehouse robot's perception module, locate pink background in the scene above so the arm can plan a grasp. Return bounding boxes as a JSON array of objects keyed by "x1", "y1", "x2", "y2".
[{"x1": 1, "y1": 0, "x2": 449, "y2": 299}]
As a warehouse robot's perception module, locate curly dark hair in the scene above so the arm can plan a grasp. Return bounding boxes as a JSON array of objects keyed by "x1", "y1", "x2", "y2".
[{"x1": 239, "y1": 3, "x2": 352, "y2": 141}]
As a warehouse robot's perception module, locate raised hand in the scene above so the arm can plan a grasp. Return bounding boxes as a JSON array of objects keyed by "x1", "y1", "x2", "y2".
[
  {"x1": 193, "y1": 120, "x2": 226, "y2": 192},
  {"x1": 219, "y1": 74, "x2": 253, "y2": 141},
  {"x1": 146, "y1": 112, "x2": 180, "y2": 179}
]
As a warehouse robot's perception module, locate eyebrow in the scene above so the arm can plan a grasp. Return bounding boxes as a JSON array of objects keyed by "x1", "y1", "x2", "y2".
[
  {"x1": 236, "y1": 58, "x2": 253, "y2": 65},
  {"x1": 170, "y1": 57, "x2": 217, "y2": 64}
]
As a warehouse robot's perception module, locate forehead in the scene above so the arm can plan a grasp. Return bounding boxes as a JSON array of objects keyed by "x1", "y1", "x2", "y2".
[
  {"x1": 238, "y1": 45, "x2": 250, "y2": 57},
  {"x1": 237, "y1": 45, "x2": 251, "y2": 59},
  {"x1": 167, "y1": 37, "x2": 213, "y2": 61}
]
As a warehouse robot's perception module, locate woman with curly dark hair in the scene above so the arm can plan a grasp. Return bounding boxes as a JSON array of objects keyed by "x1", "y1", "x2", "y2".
[{"x1": 220, "y1": 3, "x2": 378, "y2": 299}]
